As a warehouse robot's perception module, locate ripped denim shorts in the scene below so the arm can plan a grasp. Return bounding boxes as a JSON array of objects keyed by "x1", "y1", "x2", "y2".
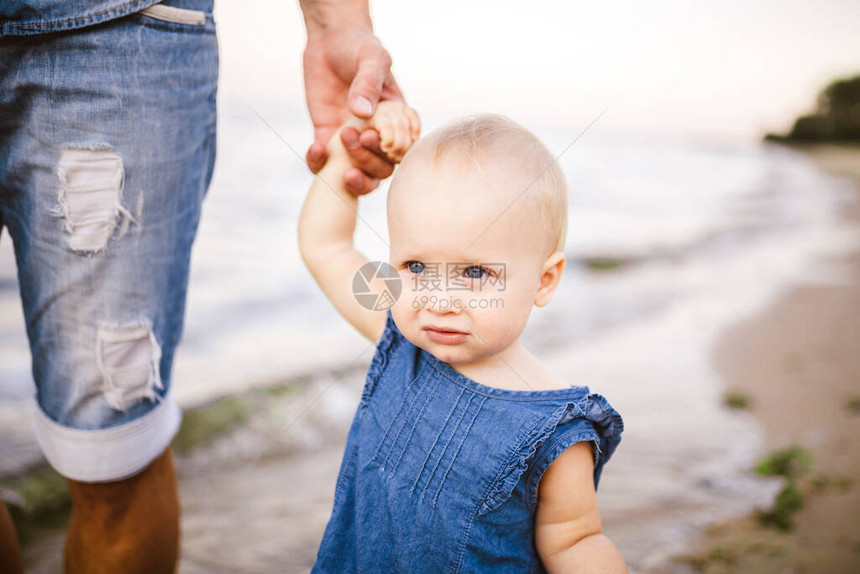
[{"x1": 0, "y1": 0, "x2": 218, "y2": 481}]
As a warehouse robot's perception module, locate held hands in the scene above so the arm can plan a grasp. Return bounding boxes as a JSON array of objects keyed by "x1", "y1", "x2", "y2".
[
  {"x1": 343, "y1": 101, "x2": 420, "y2": 163},
  {"x1": 369, "y1": 101, "x2": 421, "y2": 162},
  {"x1": 324, "y1": 101, "x2": 421, "y2": 189},
  {"x1": 303, "y1": 22, "x2": 406, "y2": 195}
]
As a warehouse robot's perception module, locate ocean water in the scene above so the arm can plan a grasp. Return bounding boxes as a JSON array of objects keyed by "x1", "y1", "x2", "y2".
[{"x1": 1, "y1": 108, "x2": 858, "y2": 569}]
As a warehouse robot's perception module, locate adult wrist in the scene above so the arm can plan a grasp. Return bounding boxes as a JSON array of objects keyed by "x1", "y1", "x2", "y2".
[{"x1": 299, "y1": 0, "x2": 372, "y2": 36}]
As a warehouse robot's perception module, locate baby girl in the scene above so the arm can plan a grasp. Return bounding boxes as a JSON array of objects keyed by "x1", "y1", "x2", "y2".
[{"x1": 299, "y1": 101, "x2": 626, "y2": 573}]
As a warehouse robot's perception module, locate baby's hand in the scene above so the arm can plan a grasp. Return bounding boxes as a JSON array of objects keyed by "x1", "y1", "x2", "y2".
[{"x1": 349, "y1": 101, "x2": 421, "y2": 163}]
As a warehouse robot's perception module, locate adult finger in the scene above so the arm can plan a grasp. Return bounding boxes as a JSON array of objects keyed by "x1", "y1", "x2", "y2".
[
  {"x1": 312, "y1": 125, "x2": 337, "y2": 158},
  {"x1": 342, "y1": 128, "x2": 395, "y2": 181},
  {"x1": 306, "y1": 142, "x2": 328, "y2": 174},
  {"x1": 358, "y1": 127, "x2": 382, "y2": 152},
  {"x1": 348, "y1": 44, "x2": 392, "y2": 119},
  {"x1": 344, "y1": 168, "x2": 380, "y2": 197}
]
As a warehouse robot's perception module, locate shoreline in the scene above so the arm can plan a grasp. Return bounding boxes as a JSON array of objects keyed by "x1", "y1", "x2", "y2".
[
  {"x1": 2, "y1": 142, "x2": 857, "y2": 573},
  {"x1": 679, "y1": 144, "x2": 860, "y2": 573}
]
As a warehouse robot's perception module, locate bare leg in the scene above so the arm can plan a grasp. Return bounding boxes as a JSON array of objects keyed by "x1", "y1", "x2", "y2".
[
  {"x1": 0, "y1": 501, "x2": 23, "y2": 574},
  {"x1": 64, "y1": 447, "x2": 180, "y2": 574}
]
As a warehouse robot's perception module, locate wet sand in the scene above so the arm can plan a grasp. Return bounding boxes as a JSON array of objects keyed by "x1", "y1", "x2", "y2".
[
  {"x1": 681, "y1": 145, "x2": 860, "y2": 573},
  {"x1": 9, "y1": 144, "x2": 859, "y2": 573}
]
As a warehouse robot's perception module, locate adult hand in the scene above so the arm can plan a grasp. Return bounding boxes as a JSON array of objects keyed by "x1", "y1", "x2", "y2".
[{"x1": 303, "y1": 23, "x2": 405, "y2": 196}]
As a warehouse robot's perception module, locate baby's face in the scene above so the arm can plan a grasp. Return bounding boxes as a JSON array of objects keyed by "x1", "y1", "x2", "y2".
[{"x1": 387, "y1": 154, "x2": 555, "y2": 367}]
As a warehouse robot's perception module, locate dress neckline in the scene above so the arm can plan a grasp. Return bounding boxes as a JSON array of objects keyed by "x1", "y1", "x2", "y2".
[
  {"x1": 416, "y1": 341, "x2": 591, "y2": 402},
  {"x1": 383, "y1": 310, "x2": 591, "y2": 402}
]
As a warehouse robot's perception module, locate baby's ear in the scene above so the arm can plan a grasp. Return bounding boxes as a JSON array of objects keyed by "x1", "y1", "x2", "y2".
[{"x1": 534, "y1": 252, "x2": 566, "y2": 308}]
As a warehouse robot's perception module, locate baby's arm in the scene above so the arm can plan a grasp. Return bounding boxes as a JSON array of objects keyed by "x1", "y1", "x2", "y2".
[
  {"x1": 298, "y1": 102, "x2": 420, "y2": 342},
  {"x1": 534, "y1": 442, "x2": 628, "y2": 574}
]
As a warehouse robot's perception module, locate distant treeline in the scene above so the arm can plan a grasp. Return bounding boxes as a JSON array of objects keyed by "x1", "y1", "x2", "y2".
[{"x1": 766, "y1": 74, "x2": 860, "y2": 142}]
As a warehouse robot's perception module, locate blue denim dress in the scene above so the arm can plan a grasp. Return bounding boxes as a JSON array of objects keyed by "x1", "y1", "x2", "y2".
[{"x1": 312, "y1": 311, "x2": 624, "y2": 573}]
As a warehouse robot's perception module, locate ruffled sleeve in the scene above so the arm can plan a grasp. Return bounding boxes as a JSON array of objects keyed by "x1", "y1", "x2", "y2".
[
  {"x1": 360, "y1": 310, "x2": 403, "y2": 407},
  {"x1": 477, "y1": 392, "x2": 623, "y2": 516}
]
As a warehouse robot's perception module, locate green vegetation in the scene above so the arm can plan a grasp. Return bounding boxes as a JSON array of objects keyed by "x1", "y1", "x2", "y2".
[
  {"x1": 170, "y1": 395, "x2": 252, "y2": 454},
  {"x1": 755, "y1": 446, "x2": 814, "y2": 478},
  {"x1": 169, "y1": 376, "x2": 314, "y2": 454},
  {"x1": 757, "y1": 479, "x2": 804, "y2": 531},
  {"x1": 754, "y1": 446, "x2": 814, "y2": 531},
  {"x1": 766, "y1": 74, "x2": 860, "y2": 142},
  {"x1": 807, "y1": 473, "x2": 853, "y2": 493},
  {"x1": 845, "y1": 395, "x2": 860, "y2": 414},
  {"x1": 723, "y1": 390, "x2": 751, "y2": 410},
  {"x1": 684, "y1": 544, "x2": 740, "y2": 571},
  {"x1": 681, "y1": 538, "x2": 788, "y2": 573},
  {"x1": 256, "y1": 380, "x2": 304, "y2": 399},
  {"x1": 0, "y1": 466, "x2": 72, "y2": 544},
  {"x1": 583, "y1": 257, "x2": 628, "y2": 272}
]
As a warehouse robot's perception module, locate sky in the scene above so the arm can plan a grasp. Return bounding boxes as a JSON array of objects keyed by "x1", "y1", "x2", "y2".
[{"x1": 215, "y1": 0, "x2": 860, "y2": 142}]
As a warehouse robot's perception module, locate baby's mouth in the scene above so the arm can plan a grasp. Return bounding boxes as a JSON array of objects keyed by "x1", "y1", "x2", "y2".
[{"x1": 423, "y1": 325, "x2": 468, "y2": 345}]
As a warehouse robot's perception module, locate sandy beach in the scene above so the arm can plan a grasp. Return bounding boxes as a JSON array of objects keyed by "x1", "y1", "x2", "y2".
[
  {"x1": 2, "y1": 139, "x2": 858, "y2": 573},
  {"x1": 680, "y1": 145, "x2": 860, "y2": 573}
]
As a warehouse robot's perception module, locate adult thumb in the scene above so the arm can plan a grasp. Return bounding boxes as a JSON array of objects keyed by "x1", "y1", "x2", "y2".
[{"x1": 348, "y1": 46, "x2": 391, "y2": 118}]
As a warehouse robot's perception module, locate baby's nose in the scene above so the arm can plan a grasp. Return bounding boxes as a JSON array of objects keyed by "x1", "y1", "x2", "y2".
[{"x1": 424, "y1": 293, "x2": 464, "y2": 315}]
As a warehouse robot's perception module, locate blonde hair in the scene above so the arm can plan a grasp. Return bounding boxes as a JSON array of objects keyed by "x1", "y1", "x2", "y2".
[{"x1": 406, "y1": 114, "x2": 568, "y2": 254}]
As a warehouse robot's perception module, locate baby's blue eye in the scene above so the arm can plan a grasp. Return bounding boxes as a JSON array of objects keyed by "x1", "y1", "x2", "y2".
[
  {"x1": 407, "y1": 261, "x2": 425, "y2": 274},
  {"x1": 464, "y1": 265, "x2": 488, "y2": 279}
]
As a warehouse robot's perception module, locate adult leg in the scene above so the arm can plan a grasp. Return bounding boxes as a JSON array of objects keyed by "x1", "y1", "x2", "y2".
[
  {"x1": 0, "y1": 501, "x2": 23, "y2": 574},
  {"x1": 65, "y1": 447, "x2": 179, "y2": 574},
  {"x1": 0, "y1": 2, "x2": 218, "y2": 571}
]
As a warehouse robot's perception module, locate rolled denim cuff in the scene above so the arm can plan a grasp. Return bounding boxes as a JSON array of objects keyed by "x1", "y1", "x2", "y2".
[{"x1": 32, "y1": 392, "x2": 182, "y2": 482}]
